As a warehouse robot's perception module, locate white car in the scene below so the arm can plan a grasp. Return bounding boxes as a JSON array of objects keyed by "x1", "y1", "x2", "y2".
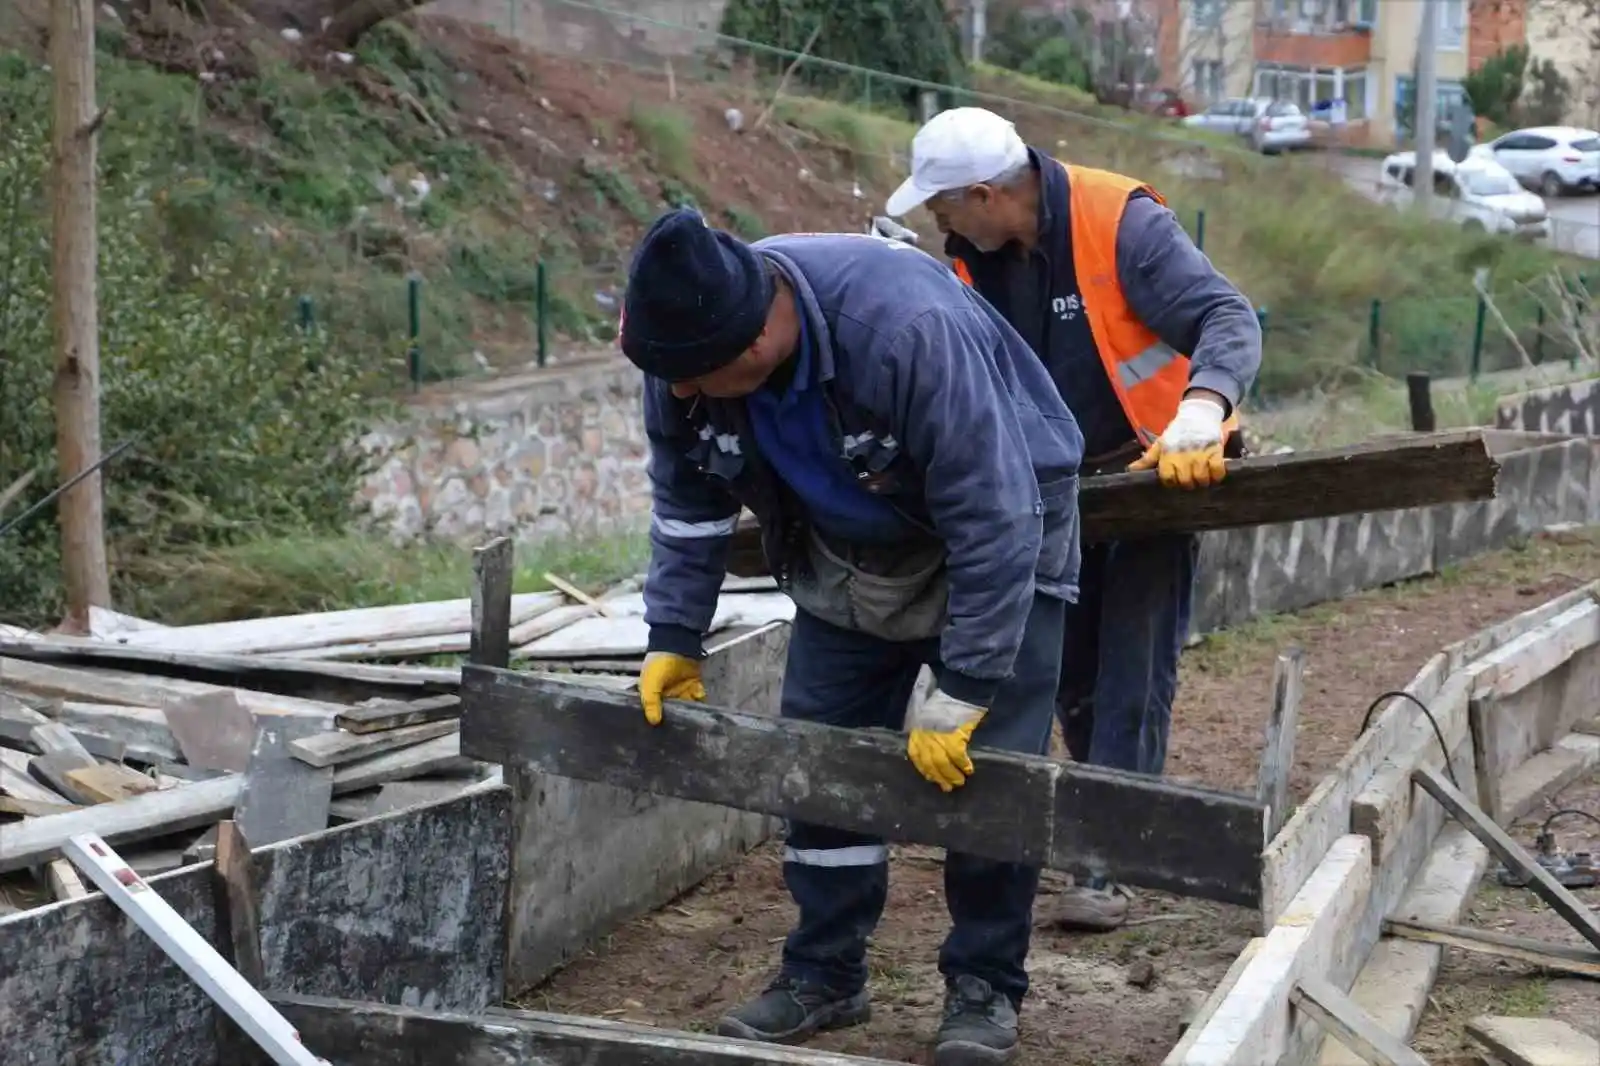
[
  {"x1": 1378, "y1": 151, "x2": 1550, "y2": 241},
  {"x1": 1182, "y1": 97, "x2": 1312, "y2": 154},
  {"x1": 1468, "y1": 125, "x2": 1600, "y2": 197}
]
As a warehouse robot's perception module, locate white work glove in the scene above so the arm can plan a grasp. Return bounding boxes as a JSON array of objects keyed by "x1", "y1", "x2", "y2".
[
  {"x1": 1128, "y1": 394, "x2": 1228, "y2": 490},
  {"x1": 906, "y1": 689, "x2": 987, "y2": 793}
]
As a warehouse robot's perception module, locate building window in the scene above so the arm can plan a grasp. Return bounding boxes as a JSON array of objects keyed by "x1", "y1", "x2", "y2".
[
  {"x1": 1192, "y1": 0, "x2": 1222, "y2": 30},
  {"x1": 1344, "y1": 67, "x2": 1369, "y2": 120},
  {"x1": 1193, "y1": 58, "x2": 1225, "y2": 99},
  {"x1": 1356, "y1": 0, "x2": 1376, "y2": 25},
  {"x1": 1439, "y1": 0, "x2": 1466, "y2": 49},
  {"x1": 1254, "y1": 64, "x2": 1370, "y2": 121},
  {"x1": 1393, "y1": 75, "x2": 1471, "y2": 139}
]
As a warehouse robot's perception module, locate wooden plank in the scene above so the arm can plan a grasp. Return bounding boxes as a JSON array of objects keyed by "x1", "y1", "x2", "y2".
[
  {"x1": 113, "y1": 591, "x2": 565, "y2": 655},
  {"x1": 29, "y1": 721, "x2": 96, "y2": 765},
  {"x1": 330, "y1": 732, "x2": 474, "y2": 794},
  {"x1": 1499, "y1": 733, "x2": 1600, "y2": 825},
  {"x1": 334, "y1": 694, "x2": 461, "y2": 735},
  {"x1": 1290, "y1": 977, "x2": 1431, "y2": 1066},
  {"x1": 287, "y1": 719, "x2": 460, "y2": 769},
  {"x1": 64, "y1": 763, "x2": 161, "y2": 803},
  {"x1": 1175, "y1": 836, "x2": 1374, "y2": 1066},
  {"x1": 41, "y1": 701, "x2": 177, "y2": 764},
  {"x1": 47, "y1": 857, "x2": 90, "y2": 901},
  {"x1": 1466, "y1": 1016, "x2": 1600, "y2": 1066},
  {"x1": 0, "y1": 774, "x2": 242, "y2": 873},
  {"x1": 1410, "y1": 765, "x2": 1600, "y2": 951},
  {"x1": 543, "y1": 572, "x2": 618, "y2": 617},
  {"x1": 1164, "y1": 939, "x2": 1265, "y2": 1065},
  {"x1": 460, "y1": 668, "x2": 1267, "y2": 907},
  {"x1": 212, "y1": 820, "x2": 265, "y2": 986},
  {"x1": 0, "y1": 794, "x2": 80, "y2": 817},
  {"x1": 1440, "y1": 581, "x2": 1599, "y2": 670},
  {"x1": 30, "y1": 754, "x2": 102, "y2": 804},
  {"x1": 269, "y1": 992, "x2": 915, "y2": 1066},
  {"x1": 470, "y1": 537, "x2": 514, "y2": 670},
  {"x1": 0, "y1": 714, "x2": 128, "y2": 763},
  {"x1": 0, "y1": 657, "x2": 341, "y2": 724},
  {"x1": 726, "y1": 431, "x2": 1500, "y2": 568},
  {"x1": 1467, "y1": 697, "x2": 1504, "y2": 824},
  {"x1": 1259, "y1": 653, "x2": 1450, "y2": 930},
  {"x1": 236, "y1": 723, "x2": 334, "y2": 846},
  {"x1": 1383, "y1": 918, "x2": 1600, "y2": 979},
  {"x1": 0, "y1": 635, "x2": 460, "y2": 702},
  {"x1": 1463, "y1": 599, "x2": 1600, "y2": 701},
  {"x1": 1, "y1": 749, "x2": 73, "y2": 806},
  {"x1": 1256, "y1": 648, "x2": 1305, "y2": 841}
]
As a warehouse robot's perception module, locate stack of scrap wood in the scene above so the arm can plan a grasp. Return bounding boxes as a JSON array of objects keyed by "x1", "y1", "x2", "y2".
[{"x1": 0, "y1": 576, "x2": 793, "y2": 913}]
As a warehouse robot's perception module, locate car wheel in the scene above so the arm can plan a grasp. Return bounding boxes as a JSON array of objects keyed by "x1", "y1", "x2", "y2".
[{"x1": 1540, "y1": 171, "x2": 1564, "y2": 198}]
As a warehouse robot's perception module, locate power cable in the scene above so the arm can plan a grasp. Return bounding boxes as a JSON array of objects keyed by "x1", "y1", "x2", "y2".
[{"x1": 1357, "y1": 688, "x2": 1460, "y2": 790}]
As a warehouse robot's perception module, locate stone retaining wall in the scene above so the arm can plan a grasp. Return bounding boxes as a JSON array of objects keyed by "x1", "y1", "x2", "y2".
[{"x1": 1494, "y1": 376, "x2": 1600, "y2": 436}]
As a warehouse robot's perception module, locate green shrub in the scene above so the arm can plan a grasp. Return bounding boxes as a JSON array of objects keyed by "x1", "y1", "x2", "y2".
[{"x1": 0, "y1": 71, "x2": 386, "y2": 626}]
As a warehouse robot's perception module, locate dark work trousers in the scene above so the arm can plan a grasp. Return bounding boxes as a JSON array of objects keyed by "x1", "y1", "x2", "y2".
[
  {"x1": 1057, "y1": 533, "x2": 1198, "y2": 778},
  {"x1": 776, "y1": 592, "x2": 1065, "y2": 1009}
]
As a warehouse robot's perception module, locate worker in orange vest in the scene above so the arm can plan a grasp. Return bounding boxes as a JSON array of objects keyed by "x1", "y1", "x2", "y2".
[{"x1": 886, "y1": 106, "x2": 1261, "y2": 932}]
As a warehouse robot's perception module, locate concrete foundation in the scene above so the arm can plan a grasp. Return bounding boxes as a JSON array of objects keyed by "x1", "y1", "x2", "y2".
[
  {"x1": 1494, "y1": 377, "x2": 1600, "y2": 436},
  {"x1": 0, "y1": 787, "x2": 512, "y2": 1066}
]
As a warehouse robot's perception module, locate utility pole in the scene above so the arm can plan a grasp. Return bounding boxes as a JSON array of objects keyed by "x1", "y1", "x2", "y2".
[
  {"x1": 1412, "y1": 0, "x2": 1441, "y2": 213},
  {"x1": 50, "y1": 0, "x2": 112, "y2": 633}
]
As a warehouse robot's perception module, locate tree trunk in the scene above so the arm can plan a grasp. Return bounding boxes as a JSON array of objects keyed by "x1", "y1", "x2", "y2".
[{"x1": 50, "y1": 0, "x2": 113, "y2": 634}]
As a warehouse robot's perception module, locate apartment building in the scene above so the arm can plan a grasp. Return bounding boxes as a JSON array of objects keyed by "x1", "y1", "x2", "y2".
[{"x1": 1527, "y1": 0, "x2": 1600, "y2": 128}]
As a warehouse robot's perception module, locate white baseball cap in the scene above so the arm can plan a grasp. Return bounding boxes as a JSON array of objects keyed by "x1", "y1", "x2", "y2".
[{"x1": 885, "y1": 107, "x2": 1030, "y2": 218}]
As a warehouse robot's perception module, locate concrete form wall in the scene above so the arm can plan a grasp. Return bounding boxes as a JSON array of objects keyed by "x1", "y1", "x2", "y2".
[
  {"x1": 504, "y1": 622, "x2": 790, "y2": 992},
  {"x1": 1193, "y1": 433, "x2": 1599, "y2": 633},
  {"x1": 1494, "y1": 377, "x2": 1600, "y2": 437},
  {"x1": 0, "y1": 788, "x2": 513, "y2": 1066}
]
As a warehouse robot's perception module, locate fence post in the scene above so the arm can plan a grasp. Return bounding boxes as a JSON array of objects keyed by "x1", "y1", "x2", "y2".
[
  {"x1": 1405, "y1": 372, "x2": 1435, "y2": 432},
  {"x1": 1469, "y1": 293, "x2": 1487, "y2": 381},
  {"x1": 1195, "y1": 209, "x2": 1206, "y2": 252},
  {"x1": 1367, "y1": 299, "x2": 1382, "y2": 368},
  {"x1": 536, "y1": 260, "x2": 549, "y2": 368},
  {"x1": 1250, "y1": 306, "x2": 1267, "y2": 404},
  {"x1": 407, "y1": 275, "x2": 422, "y2": 389},
  {"x1": 1534, "y1": 303, "x2": 1545, "y2": 364}
]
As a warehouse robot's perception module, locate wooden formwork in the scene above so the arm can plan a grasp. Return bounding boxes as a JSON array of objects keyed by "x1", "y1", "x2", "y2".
[{"x1": 1168, "y1": 582, "x2": 1600, "y2": 1066}]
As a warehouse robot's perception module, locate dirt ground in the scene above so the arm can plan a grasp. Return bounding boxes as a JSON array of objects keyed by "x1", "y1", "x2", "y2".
[{"x1": 521, "y1": 530, "x2": 1600, "y2": 1065}]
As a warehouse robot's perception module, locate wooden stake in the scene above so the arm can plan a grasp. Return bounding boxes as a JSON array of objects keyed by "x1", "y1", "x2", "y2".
[
  {"x1": 49, "y1": 0, "x2": 111, "y2": 631},
  {"x1": 1256, "y1": 647, "x2": 1304, "y2": 842},
  {"x1": 470, "y1": 537, "x2": 513, "y2": 670},
  {"x1": 542, "y1": 572, "x2": 616, "y2": 617},
  {"x1": 1290, "y1": 976, "x2": 1432, "y2": 1066}
]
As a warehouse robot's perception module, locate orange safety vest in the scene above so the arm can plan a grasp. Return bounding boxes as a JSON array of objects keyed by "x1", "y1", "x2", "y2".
[{"x1": 951, "y1": 161, "x2": 1241, "y2": 449}]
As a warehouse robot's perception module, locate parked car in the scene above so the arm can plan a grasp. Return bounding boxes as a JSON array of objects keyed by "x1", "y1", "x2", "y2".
[
  {"x1": 1181, "y1": 97, "x2": 1312, "y2": 154},
  {"x1": 1377, "y1": 150, "x2": 1550, "y2": 241},
  {"x1": 1468, "y1": 125, "x2": 1600, "y2": 197}
]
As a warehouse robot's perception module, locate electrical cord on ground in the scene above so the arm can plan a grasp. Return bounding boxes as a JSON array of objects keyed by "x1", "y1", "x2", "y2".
[
  {"x1": 1357, "y1": 689, "x2": 1460, "y2": 790},
  {"x1": 1540, "y1": 809, "x2": 1600, "y2": 838}
]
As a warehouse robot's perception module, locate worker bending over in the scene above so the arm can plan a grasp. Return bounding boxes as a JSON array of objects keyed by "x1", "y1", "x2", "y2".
[
  {"x1": 622, "y1": 207, "x2": 1084, "y2": 1066},
  {"x1": 886, "y1": 107, "x2": 1262, "y2": 931}
]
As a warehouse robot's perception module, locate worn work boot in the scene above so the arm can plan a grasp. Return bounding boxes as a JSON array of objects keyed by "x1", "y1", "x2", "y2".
[
  {"x1": 1040, "y1": 875, "x2": 1129, "y2": 932},
  {"x1": 716, "y1": 975, "x2": 871, "y2": 1044},
  {"x1": 934, "y1": 974, "x2": 1020, "y2": 1066}
]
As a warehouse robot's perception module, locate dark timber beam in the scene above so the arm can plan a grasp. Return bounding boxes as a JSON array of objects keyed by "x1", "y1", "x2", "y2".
[
  {"x1": 459, "y1": 668, "x2": 1266, "y2": 907},
  {"x1": 725, "y1": 430, "x2": 1501, "y2": 575},
  {"x1": 268, "y1": 993, "x2": 910, "y2": 1066}
]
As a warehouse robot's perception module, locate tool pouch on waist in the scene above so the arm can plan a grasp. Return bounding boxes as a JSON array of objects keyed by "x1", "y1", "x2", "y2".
[{"x1": 785, "y1": 526, "x2": 948, "y2": 643}]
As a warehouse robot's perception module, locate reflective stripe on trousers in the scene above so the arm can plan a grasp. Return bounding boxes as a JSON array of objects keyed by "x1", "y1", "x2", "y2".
[
  {"x1": 651, "y1": 514, "x2": 738, "y2": 539},
  {"x1": 783, "y1": 844, "x2": 889, "y2": 867},
  {"x1": 1115, "y1": 341, "x2": 1178, "y2": 390}
]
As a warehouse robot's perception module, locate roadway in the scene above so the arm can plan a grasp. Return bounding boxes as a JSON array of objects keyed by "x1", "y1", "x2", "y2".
[{"x1": 1319, "y1": 154, "x2": 1600, "y2": 260}]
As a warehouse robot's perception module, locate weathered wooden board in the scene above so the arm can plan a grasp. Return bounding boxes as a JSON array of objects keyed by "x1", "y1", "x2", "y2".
[
  {"x1": 269, "y1": 993, "x2": 912, "y2": 1066},
  {"x1": 1467, "y1": 1016, "x2": 1600, "y2": 1066},
  {"x1": 460, "y1": 668, "x2": 1266, "y2": 906},
  {"x1": 288, "y1": 719, "x2": 460, "y2": 769},
  {"x1": 65, "y1": 763, "x2": 162, "y2": 804},
  {"x1": 0, "y1": 789, "x2": 512, "y2": 1065},
  {"x1": 1292, "y1": 977, "x2": 1430, "y2": 1066},
  {"x1": 112, "y1": 592, "x2": 565, "y2": 655},
  {"x1": 0, "y1": 658, "x2": 341, "y2": 724},
  {"x1": 470, "y1": 536, "x2": 514, "y2": 670},
  {"x1": 335, "y1": 694, "x2": 461, "y2": 735},
  {"x1": 42, "y1": 701, "x2": 181, "y2": 764},
  {"x1": 725, "y1": 431, "x2": 1501, "y2": 573},
  {"x1": 0, "y1": 635, "x2": 459, "y2": 703},
  {"x1": 1257, "y1": 649, "x2": 1306, "y2": 841},
  {"x1": 1174, "y1": 836, "x2": 1374, "y2": 1066},
  {"x1": 162, "y1": 690, "x2": 260, "y2": 772},
  {"x1": 1, "y1": 747, "x2": 74, "y2": 806},
  {"x1": 1462, "y1": 598, "x2": 1599, "y2": 701}
]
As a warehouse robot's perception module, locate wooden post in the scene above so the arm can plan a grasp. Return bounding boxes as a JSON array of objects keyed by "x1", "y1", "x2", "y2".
[
  {"x1": 1405, "y1": 373, "x2": 1436, "y2": 433},
  {"x1": 470, "y1": 537, "x2": 514, "y2": 669},
  {"x1": 1256, "y1": 647, "x2": 1305, "y2": 842},
  {"x1": 49, "y1": 0, "x2": 111, "y2": 632}
]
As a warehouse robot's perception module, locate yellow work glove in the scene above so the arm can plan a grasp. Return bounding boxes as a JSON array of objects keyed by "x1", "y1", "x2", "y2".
[
  {"x1": 1128, "y1": 395, "x2": 1228, "y2": 490},
  {"x1": 638, "y1": 651, "x2": 705, "y2": 726},
  {"x1": 906, "y1": 689, "x2": 987, "y2": 792}
]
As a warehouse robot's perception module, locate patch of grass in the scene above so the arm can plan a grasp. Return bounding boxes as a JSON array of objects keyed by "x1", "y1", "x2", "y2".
[
  {"x1": 1495, "y1": 978, "x2": 1551, "y2": 1016},
  {"x1": 120, "y1": 531, "x2": 650, "y2": 625},
  {"x1": 774, "y1": 97, "x2": 915, "y2": 184},
  {"x1": 723, "y1": 204, "x2": 767, "y2": 240},
  {"x1": 629, "y1": 101, "x2": 697, "y2": 181}
]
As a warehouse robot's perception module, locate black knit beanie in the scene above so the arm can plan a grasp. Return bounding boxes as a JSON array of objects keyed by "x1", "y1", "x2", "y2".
[{"x1": 619, "y1": 208, "x2": 775, "y2": 382}]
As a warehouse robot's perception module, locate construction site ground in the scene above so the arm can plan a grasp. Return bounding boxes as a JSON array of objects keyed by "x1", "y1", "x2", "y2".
[{"x1": 521, "y1": 528, "x2": 1600, "y2": 1066}]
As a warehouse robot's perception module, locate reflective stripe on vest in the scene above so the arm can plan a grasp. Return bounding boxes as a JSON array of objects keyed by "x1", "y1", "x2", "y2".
[{"x1": 1116, "y1": 341, "x2": 1180, "y2": 391}]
